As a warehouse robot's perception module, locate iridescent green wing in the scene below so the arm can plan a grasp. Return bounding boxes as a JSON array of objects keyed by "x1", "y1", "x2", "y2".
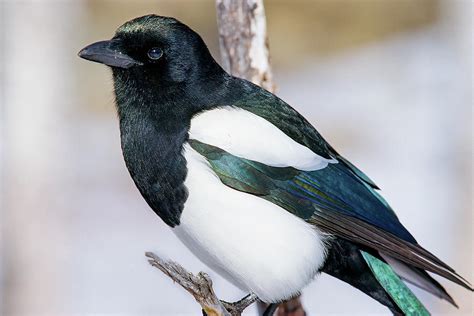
[{"x1": 188, "y1": 139, "x2": 471, "y2": 292}]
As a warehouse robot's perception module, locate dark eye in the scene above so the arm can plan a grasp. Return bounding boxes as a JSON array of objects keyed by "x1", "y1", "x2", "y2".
[{"x1": 147, "y1": 47, "x2": 163, "y2": 60}]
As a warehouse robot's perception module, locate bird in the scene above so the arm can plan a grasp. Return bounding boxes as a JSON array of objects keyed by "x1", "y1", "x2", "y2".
[{"x1": 78, "y1": 14, "x2": 472, "y2": 315}]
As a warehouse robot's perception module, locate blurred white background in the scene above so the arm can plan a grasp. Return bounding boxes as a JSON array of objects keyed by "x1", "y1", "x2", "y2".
[{"x1": 1, "y1": 0, "x2": 472, "y2": 315}]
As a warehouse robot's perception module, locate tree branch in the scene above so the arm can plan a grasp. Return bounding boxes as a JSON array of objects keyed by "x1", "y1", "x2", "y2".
[
  {"x1": 145, "y1": 252, "x2": 256, "y2": 316},
  {"x1": 216, "y1": 0, "x2": 274, "y2": 92}
]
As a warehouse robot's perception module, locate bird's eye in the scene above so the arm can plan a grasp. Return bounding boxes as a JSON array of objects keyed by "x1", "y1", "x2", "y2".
[{"x1": 147, "y1": 47, "x2": 163, "y2": 60}]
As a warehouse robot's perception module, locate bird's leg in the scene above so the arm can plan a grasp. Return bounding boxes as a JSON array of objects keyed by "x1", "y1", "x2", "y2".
[
  {"x1": 262, "y1": 303, "x2": 279, "y2": 316},
  {"x1": 221, "y1": 293, "x2": 258, "y2": 315}
]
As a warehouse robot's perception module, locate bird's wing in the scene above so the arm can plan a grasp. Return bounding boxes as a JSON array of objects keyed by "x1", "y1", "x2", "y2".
[
  {"x1": 234, "y1": 86, "x2": 380, "y2": 189},
  {"x1": 188, "y1": 138, "x2": 472, "y2": 291}
]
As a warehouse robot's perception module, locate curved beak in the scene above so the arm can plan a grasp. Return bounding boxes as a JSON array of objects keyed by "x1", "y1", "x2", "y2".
[{"x1": 78, "y1": 39, "x2": 142, "y2": 69}]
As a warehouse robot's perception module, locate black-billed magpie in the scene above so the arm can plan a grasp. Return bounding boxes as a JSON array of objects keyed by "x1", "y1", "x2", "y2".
[{"x1": 78, "y1": 15, "x2": 472, "y2": 315}]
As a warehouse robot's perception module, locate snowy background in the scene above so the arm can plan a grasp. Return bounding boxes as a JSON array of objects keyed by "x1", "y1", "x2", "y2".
[{"x1": 1, "y1": 0, "x2": 472, "y2": 315}]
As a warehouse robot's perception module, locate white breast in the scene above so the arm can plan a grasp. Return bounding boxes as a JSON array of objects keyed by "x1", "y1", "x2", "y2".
[
  {"x1": 173, "y1": 144, "x2": 329, "y2": 303},
  {"x1": 189, "y1": 107, "x2": 335, "y2": 171}
]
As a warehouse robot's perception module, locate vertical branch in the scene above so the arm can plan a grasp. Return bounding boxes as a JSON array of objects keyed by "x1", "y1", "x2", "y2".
[
  {"x1": 215, "y1": 0, "x2": 274, "y2": 92},
  {"x1": 215, "y1": 2, "x2": 306, "y2": 316}
]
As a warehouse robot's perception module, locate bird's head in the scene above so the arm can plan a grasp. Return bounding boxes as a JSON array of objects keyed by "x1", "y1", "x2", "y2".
[{"x1": 78, "y1": 15, "x2": 221, "y2": 87}]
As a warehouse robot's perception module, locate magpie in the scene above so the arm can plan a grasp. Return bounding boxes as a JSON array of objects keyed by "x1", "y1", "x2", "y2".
[{"x1": 78, "y1": 14, "x2": 473, "y2": 315}]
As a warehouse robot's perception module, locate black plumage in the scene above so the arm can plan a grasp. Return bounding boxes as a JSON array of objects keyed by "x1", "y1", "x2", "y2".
[{"x1": 321, "y1": 238, "x2": 403, "y2": 315}]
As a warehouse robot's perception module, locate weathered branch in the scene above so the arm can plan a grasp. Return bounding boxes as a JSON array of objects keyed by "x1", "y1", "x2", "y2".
[
  {"x1": 145, "y1": 252, "x2": 256, "y2": 316},
  {"x1": 216, "y1": 0, "x2": 274, "y2": 92}
]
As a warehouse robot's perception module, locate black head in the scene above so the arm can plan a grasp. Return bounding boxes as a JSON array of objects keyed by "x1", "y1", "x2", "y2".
[{"x1": 79, "y1": 15, "x2": 223, "y2": 86}]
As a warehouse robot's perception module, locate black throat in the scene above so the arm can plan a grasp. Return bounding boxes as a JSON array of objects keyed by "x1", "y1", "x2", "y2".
[{"x1": 112, "y1": 64, "x2": 233, "y2": 227}]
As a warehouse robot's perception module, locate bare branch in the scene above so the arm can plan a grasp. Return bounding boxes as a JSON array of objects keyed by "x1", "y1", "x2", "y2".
[
  {"x1": 145, "y1": 252, "x2": 231, "y2": 316},
  {"x1": 145, "y1": 252, "x2": 257, "y2": 316},
  {"x1": 215, "y1": 0, "x2": 274, "y2": 92},
  {"x1": 222, "y1": 294, "x2": 259, "y2": 316}
]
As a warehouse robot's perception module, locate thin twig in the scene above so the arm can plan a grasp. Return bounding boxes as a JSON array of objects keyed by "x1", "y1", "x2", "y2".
[{"x1": 222, "y1": 293, "x2": 259, "y2": 316}]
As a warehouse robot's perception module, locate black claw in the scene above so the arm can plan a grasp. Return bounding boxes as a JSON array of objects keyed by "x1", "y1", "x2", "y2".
[{"x1": 263, "y1": 303, "x2": 279, "y2": 316}]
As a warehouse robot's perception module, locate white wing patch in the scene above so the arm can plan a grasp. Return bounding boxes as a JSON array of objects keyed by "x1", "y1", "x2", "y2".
[{"x1": 189, "y1": 107, "x2": 335, "y2": 171}]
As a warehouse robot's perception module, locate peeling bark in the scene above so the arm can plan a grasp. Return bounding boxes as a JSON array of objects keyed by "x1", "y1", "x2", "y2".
[{"x1": 216, "y1": 0, "x2": 274, "y2": 92}]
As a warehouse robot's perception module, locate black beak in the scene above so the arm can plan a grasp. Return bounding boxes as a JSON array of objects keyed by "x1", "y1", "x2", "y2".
[{"x1": 78, "y1": 39, "x2": 142, "y2": 69}]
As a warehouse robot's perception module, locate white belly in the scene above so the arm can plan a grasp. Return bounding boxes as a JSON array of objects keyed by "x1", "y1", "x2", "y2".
[{"x1": 173, "y1": 144, "x2": 329, "y2": 303}]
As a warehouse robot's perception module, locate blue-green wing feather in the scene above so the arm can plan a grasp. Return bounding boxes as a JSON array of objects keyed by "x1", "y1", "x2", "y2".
[
  {"x1": 189, "y1": 139, "x2": 472, "y2": 292},
  {"x1": 190, "y1": 139, "x2": 414, "y2": 242},
  {"x1": 188, "y1": 139, "x2": 436, "y2": 313},
  {"x1": 362, "y1": 251, "x2": 430, "y2": 316}
]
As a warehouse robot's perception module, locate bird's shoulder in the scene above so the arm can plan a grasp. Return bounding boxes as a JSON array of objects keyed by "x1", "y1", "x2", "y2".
[{"x1": 199, "y1": 77, "x2": 379, "y2": 188}]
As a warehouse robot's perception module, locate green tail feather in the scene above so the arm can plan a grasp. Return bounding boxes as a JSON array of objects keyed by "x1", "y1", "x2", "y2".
[{"x1": 361, "y1": 251, "x2": 430, "y2": 315}]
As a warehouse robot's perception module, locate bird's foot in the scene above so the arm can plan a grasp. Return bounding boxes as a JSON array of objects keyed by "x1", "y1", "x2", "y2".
[
  {"x1": 262, "y1": 303, "x2": 279, "y2": 316},
  {"x1": 221, "y1": 293, "x2": 258, "y2": 316}
]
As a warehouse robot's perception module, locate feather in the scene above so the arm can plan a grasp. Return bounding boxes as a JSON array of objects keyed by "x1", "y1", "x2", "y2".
[
  {"x1": 362, "y1": 251, "x2": 430, "y2": 316},
  {"x1": 188, "y1": 139, "x2": 473, "y2": 293},
  {"x1": 381, "y1": 254, "x2": 457, "y2": 307},
  {"x1": 308, "y1": 210, "x2": 472, "y2": 291},
  {"x1": 321, "y1": 238, "x2": 403, "y2": 314}
]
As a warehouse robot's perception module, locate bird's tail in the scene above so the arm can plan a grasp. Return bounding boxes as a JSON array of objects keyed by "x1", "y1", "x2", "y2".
[
  {"x1": 361, "y1": 251, "x2": 430, "y2": 315},
  {"x1": 322, "y1": 238, "x2": 432, "y2": 315}
]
